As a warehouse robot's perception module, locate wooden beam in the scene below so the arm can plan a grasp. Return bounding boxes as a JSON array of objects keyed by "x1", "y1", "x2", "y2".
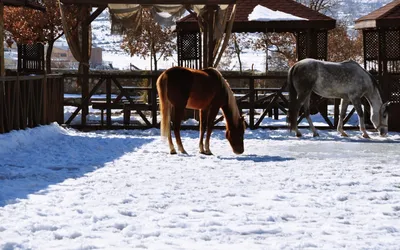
[
  {"x1": 61, "y1": 0, "x2": 235, "y2": 4},
  {"x1": 88, "y1": 5, "x2": 107, "y2": 24}
]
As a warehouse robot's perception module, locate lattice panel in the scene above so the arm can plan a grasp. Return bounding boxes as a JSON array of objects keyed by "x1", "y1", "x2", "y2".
[
  {"x1": 296, "y1": 32, "x2": 307, "y2": 60},
  {"x1": 385, "y1": 29, "x2": 400, "y2": 60},
  {"x1": 177, "y1": 31, "x2": 201, "y2": 69},
  {"x1": 365, "y1": 60, "x2": 379, "y2": 73},
  {"x1": 18, "y1": 43, "x2": 44, "y2": 74},
  {"x1": 387, "y1": 60, "x2": 400, "y2": 74},
  {"x1": 389, "y1": 76, "x2": 400, "y2": 103},
  {"x1": 316, "y1": 31, "x2": 327, "y2": 60},
  {"x1": 364, "y1": 30, "x2": 378, "y2": 60}
]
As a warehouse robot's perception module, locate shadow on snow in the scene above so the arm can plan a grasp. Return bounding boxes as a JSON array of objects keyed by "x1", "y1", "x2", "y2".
[
  {"x1": 0, "y1": 131, "x2": 154, "y2": 207},
  {"x1": 219, "y1": 154, "x2": 295, "y2": 162}
]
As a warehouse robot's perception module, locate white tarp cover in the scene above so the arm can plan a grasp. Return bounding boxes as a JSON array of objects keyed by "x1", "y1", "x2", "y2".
[
  {"x1": 108, "y1": 3, "x2": 235, "y2": 67},
  {"x1": 108, "y1": 4, "x2": 229, "y2": 34}
]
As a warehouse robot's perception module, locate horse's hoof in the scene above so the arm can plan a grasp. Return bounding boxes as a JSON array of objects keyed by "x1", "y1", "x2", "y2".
[
  {"x1": 362, "y1": 134, "x2": 370, "y2": 139},
  {"x1": 339, "y1": 132, "x2": 348, "y2": 137},
  {"x1": 296, "y1": 133, "x2": 302, "y2": 137},
  {"x1": 170, "y1": 149, "x2": 177, "y2": 154},
  {"x1": 181, "y1": 150, "x2": 188, "y2": 155},
  {"x1": 313, "y1": 133, "x2": 320, "y2": 137},
  {"x1": 200, "y1": 151, "x2": 213, "y2": 156}
]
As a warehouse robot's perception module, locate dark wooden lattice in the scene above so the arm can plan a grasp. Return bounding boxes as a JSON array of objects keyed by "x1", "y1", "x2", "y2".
[
  {"x1": 18, "y1": 43, "x2": 45, "y2": 74},
  {"x1": 177, "y1": 31, "x2": 202, "y2": 69},
  {"x1": 362, "y1": 28, "x2": 400, "y2": 131},
  {"x1": 296, "y1": 32, "x2": 307, "y2": 60},
  {"x1": 384, "y1": 29, "x2": 400, "y2": 73},
  {"x1": 316, "y1": 31, "x2": 328, "y2": 60},
  {"x1": 364, "y1": 30, "x2": 379, "y2": 60},
  {"x1": 389, "y1": 75, "x2": 400, "y2": 103},
  {"x1": 296, "y1": 30, "x2": 327, "y2": 61}
]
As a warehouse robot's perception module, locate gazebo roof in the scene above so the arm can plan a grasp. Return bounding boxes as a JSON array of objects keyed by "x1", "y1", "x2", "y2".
[
  {"x1": 354, "y1": 0, "x2": 400, "y2": 29},
  {"x1": 177, "y1": 0, "x2": 336, "y2": 33},
  {"x1": 3, "y1": 0, "x2": 45, "y2": 11}
]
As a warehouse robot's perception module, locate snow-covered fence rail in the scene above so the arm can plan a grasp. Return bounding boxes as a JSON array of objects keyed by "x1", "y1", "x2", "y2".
[{"x1": 0, "y1": 74, "x2": 64, "y2": 134}]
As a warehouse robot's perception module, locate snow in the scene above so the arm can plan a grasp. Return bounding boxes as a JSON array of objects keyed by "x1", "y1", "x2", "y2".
[
  {"x1": 248, "y1": 5, "x2": 308, "y2": 22},
  {"x1": 1, "y1": 122, "x2": 400, "y2": 249}
]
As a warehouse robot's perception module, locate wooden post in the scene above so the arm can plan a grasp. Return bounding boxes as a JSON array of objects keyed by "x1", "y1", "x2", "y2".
[
  {"x1": 106, "y1": 77, "x2": 111, "y2": 127},
  {"x1": 202, "y1": 12, "x2": 208, "y2": 68},
  {"x1": 0, "y1": 3, "x2": 4, "y2": 133},
  {"x1": 81, "y1": 6, "x2": 90, "y2": 125},
  {"x1": 249, "y1": 77, "x2": 255, "y2": 129},
  {"x1": 207, "y1": 6, "x2": 214, "y2": 67},
  {"x1": 0, "y1": 3, "x2": 4, "y2": 77},
  {"x1": 151, "y1": 75, "x2": 157, "y2": 127}
]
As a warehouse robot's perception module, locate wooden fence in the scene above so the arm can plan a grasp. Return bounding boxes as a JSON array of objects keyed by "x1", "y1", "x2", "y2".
[
  {"x1": 0, "y1": 74, "x2": 64, "y2": 134},
  {"x1": 64, "y1": 72, "x2": 341, "y2": 130}
]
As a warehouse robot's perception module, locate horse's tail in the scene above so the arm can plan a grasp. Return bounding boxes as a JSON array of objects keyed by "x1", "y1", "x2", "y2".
[
  {"x1": 156, "y1": 71, "x2": 172, "y2": 138},
  {"x1": 287, "y1": 64, "x2": 298, "y2": 132}
]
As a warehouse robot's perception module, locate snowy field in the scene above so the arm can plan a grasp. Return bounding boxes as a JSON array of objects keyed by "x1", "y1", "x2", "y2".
[{"x1": 1, "y1": 123, "x2": 400, "y2": 249}]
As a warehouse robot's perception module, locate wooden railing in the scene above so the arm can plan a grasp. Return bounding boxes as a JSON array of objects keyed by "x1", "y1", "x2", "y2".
[
  {"x1": 63, "y1": 72, "x2": 350, "y2": 130},
  {"x1": 0, "y1": 74, "x2": 64, "y2": 134}
]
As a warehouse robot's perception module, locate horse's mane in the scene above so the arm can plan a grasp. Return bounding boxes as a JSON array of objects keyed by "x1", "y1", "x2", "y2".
[{"x1": 205, "y1": 68, "x2": 240, "y2": 127}]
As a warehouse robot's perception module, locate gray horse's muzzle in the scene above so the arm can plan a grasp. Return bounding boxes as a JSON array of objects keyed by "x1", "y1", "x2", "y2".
[{"x1": 379, "y1": 127, "x2": 388, "y2": 137}]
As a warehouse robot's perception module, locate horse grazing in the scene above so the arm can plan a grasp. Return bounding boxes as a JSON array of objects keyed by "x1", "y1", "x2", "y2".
[
  {"x1": 287, "y1": 58, "x2": 389, "y2": 138},
  {"x1": 156, "y1": 66, "x2": 245, "y2": 155}
]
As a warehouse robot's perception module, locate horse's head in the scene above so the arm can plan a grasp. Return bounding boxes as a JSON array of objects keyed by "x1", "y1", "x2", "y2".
[
  {"x1": 378, "y1": 101, "x2": 390, "y2": 136},
  {"x1": 372, "y1": 101, "x2": 390, "y2": 136},
  {"x1": 226, "y1": 116, "x2": 245, "y2": 154}
]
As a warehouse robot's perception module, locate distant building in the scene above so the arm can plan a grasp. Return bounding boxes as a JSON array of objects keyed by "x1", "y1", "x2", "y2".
[{"x1": 51, "y1": 45, "x2": 103, "y2": 69}]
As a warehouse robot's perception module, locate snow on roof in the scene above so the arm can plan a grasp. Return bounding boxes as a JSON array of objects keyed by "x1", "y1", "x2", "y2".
[{"x1": 248, "y1": 4, "x2": 309, "y2": 22}]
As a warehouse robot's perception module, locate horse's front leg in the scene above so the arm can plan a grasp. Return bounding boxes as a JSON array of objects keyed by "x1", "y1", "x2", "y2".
[
  {"x1": 337, "y1": 99, "x2": 350, "y2": 137},
  {"x1": 203, "y1": 107, "x2": 220, "y2": 155},
  {"x1": 352, "y1": 98, "x2": 370, "y2": 138},
  {"x1": 199, "y1": 109, "x2": 207, "y2": 154}
]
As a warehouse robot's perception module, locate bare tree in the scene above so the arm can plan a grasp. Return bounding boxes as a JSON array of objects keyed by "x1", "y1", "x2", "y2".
[
  {"x1": 296, "y1": 0, "x2": 341, "y2": 15},
  {"x1": 328, "y1": 20, "x2": 363, "y2": 63},
  {"x1": 121, "y1": 10, "x2": 176, "y2": 71},
  {"x1": 218, "y1": 33, "x2": 252, "y2": 73}
]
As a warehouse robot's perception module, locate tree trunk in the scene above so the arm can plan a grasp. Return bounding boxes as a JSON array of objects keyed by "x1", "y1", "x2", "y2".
[
  {"x1": 264, "y1": 35, "x2": 269, "y2": 73},
  {"x1": 46, "y1": 40, "x2": 55, "y2": 73},
  {"x1": 153, "y1": 51, "x2": 158, "y2": 71},
  {"x1": 234, "y1": 38, "x2": 242, "y2": 73}
]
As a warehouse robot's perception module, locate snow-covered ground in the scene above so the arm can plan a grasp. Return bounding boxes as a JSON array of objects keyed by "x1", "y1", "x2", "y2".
[{"x1": 1, "y1": 123, "x2": 400, "y2": 249}]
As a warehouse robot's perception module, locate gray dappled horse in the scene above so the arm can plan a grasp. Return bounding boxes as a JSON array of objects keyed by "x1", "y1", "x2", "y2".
[{"x1": 287, "y1": 58, "x2": 389, "y2": 138}]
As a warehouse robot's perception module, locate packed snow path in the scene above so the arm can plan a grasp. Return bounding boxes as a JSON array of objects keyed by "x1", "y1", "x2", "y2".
[{"x1": 1, "y1": 124, "x2": 400, "y2": 249}]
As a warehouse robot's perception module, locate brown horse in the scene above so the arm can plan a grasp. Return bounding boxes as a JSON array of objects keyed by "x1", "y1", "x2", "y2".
[{"x1": 156, "y1": 66, "x2": 245, "y2": 155}]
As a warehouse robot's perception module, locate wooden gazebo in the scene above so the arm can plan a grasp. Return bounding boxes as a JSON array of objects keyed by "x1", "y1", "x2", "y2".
[
  {"x1": 58, "y1": 0, "x2": 239, "y2": 126},
  {"x1": 176, "y1": 0, "x2": 336, "y2": 68},
  {"x1": 0, "y1": 0, "x2": 45, "y2": 76},
  {"x1": 1, "y1": 0, "x2": 64, "y2": 134},
  {"x1": 355, "y1": 0, "x2": 400, "y2": 131}
]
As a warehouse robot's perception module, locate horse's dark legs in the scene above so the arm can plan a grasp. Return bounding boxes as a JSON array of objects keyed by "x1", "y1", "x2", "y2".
[
  {"x1": 199, "y1": 109, "x2": 208, "y2": 154},
  {"x1": 352, "y1": 98, "x2": 370, "y2": 138},
  {"x1": 337, "y1": 99, "x2": 350, "y2": 137},
  {"x1": 302, "y1": 95, "x2": 319, "y2": 137},
  {"x1": 172, "y1": 106, "x2": 188, "y2": 154}
]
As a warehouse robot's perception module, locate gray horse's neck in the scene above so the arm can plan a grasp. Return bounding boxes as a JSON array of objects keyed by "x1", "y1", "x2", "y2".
[{"x1": 365, "y1": 87, "x2": 383, "y2": 124}]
